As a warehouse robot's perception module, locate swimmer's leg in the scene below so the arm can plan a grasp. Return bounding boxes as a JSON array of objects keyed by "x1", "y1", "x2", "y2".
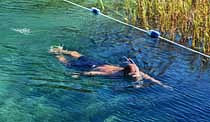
[
  {"x1": 56, "y1": 55, "x2": 68, "y2": 64},
  {"x1": 82, "y1": 71, "x2": 108, "y2": 76},
  {"x1": 49, "y1": 46, "x2": 83, "y2": 59},
  {"x1": 65, "y1": 51, "x2": 82, "y2": 59}
]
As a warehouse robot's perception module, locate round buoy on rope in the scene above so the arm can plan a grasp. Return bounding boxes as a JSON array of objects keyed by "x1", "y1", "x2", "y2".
[
  {"x1": 90, "y1": 7, "x2": 100, "y2": 15},
  {"x1": 148, "y1": 30, "x2": 160, "y2": 38}
]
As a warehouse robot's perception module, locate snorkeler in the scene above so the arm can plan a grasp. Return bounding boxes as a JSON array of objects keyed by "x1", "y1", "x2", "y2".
[{"x1": 49, "y1": 46, "x2": 170, "y2": 88}]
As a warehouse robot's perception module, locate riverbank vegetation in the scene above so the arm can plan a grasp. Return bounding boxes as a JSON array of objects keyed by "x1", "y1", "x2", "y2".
[{"x1": 96, "y1": 0, "x2": 209, "y2": 55}]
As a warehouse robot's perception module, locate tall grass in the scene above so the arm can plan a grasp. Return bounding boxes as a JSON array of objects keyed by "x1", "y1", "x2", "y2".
[
  {"x1": 122, "y1": 0, "x2": 209, "y2": 54},
  {"x1": 97, "y1": 0, "x2": 209, "y2": 55}
]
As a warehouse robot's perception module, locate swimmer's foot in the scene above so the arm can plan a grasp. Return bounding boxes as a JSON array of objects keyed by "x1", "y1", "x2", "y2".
[
  {"x1": 49, "y1": 45, "x2": 82, "y2": 58},
  {"x1": 49, "y1": 45, "x2": 66, "y2": 54},
  {"x1": 56, "y1": 55, "x2": 68, "y2": 64},
  {"x1": 49, "y1": 45, "x2": 73, "y2": 55}
]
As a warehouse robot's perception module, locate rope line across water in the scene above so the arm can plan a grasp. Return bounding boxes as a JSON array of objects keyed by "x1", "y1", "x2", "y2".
[{"x1": 62, "y1": 0, "x2": 210, "y2": 58}]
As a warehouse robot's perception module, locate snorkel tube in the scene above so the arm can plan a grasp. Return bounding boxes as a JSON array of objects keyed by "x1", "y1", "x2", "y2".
[
  {"x1": 122, "y1": 56, "x2": 142, "y2": 81},
  {"x1": 122, "y1": 56, "x2": 136, "y2": 64}
]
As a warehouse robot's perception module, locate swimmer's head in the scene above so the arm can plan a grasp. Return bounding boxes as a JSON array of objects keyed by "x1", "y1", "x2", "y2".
[{"x1": 123, "y1": 57, "x2": 142, "y2": 81}]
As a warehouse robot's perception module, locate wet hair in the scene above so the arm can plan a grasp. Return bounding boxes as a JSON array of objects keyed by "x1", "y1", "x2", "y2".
[
  {"x1": 124, "y1": 64, "x2": 135, "y2": 76},
  {"x1": 122, "y1": 57, "x2": 142, "y2": 81},
  {"x1": 122, "y1": 57, "x2": 136, "y2": 75}
]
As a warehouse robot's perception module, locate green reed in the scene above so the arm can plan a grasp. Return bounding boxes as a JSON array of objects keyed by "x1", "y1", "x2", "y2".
[
  {"x1": 98, "y1": 0, "x2": 209, "y2": 55},
  {"x1": 123, "y1": 0, "x2": 210, "y2": 54},
  {"x1": 97, "y1": 0, "x2": 105, "y2": 10}
]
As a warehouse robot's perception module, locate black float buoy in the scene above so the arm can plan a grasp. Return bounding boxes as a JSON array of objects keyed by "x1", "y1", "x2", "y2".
[
  {"x1": 148, "y1": 30, "x2": 161, "y2": 38},
  {"x1": 90, "y1": 7, "x2": 100, "y2": 15}
]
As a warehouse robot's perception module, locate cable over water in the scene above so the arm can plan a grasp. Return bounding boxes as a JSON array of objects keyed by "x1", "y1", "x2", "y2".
[
  {"x1": 62, "y1": 0, "x2": 210, "y2": 59},
  {"x1": 63, "y1": 0, "x2": 90, "y2": 11},
  {"x1": 159, "y1": 37, "x2": 210, "y2": 58}
]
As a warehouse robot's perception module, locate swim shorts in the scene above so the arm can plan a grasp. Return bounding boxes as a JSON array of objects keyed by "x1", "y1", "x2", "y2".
[{"x1": 66, "y1": 56, "x2": 105, "y2": 70}]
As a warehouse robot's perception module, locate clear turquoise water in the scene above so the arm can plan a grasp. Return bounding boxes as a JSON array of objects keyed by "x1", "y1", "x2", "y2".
[{"x1": 0, "y1": 0, "x2": 210, "y2": 122}]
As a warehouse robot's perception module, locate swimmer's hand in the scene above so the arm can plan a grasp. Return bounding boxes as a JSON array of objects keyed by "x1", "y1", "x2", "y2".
[
  {"x1": 162, "y1": 84, "x2": 173, "y2": 90},
  {"x1": 132, "y1": 81, "x2": 144, "y2": 88},
  {"x1": 153, "y1": 80, "x2": 173, "y2": 90}
]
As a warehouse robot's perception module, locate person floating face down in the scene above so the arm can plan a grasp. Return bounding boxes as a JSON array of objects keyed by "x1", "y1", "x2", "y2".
[{"x1": 49, "y1": 46, "x2": 171, "y2": 89}]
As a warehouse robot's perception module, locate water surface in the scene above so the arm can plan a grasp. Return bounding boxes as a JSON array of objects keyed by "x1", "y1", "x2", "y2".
[{"x1": 0, "y1": 0, "x2": 209, "y2": 122}]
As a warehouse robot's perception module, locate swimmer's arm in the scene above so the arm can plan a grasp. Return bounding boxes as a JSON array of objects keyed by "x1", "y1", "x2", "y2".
[{"x1": 143, "y1": 74, "x2": 171, "y2": 89}]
